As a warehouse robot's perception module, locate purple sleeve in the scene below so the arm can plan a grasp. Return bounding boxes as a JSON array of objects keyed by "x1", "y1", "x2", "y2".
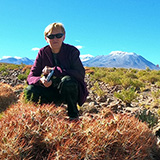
[{"x1": 27, "y1": 51, "x2": 43, "y2": 85}]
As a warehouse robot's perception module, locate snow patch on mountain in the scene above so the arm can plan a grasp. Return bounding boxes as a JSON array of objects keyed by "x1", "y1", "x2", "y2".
[
  {"x1": 0, "y1": 57, "x2": 34, "y2": 65},
  {"x1": 80, "y1": 54, "x2": 94, "y2": 62}
]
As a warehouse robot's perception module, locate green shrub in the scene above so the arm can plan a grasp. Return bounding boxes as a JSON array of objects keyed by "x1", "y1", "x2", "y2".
[
  {"x1": 114, "y1": 87, "x2": 138, "y2": 105},
  {"x1": 0, "y1": 64, "x2": 6, "y2": 72},
  {"x1": 102, "y1": 72, "x2": 122, "y2": 86},
  {"x1": 91, "y1": 81, "x2": 105, "y2": 97},
  {"x1": 120, "y1": 77, "x2": 133, "y2": 89},
  {"x1": 18, "y1": 74, "x2": 27, "y2": 80},
  {"x1": 2, "y1": 71, "x2": 9, "y2": 76},
  {"x1": 131, "y1": 79, "x2": 145, "y2": 90},
  {"x1": 90, "y1": 67, "x2": 107, "y2": 81},
  {"x1": 146, "y1": 67, "x2": 151, "y2": 72},
  {"x1": 151, "y1": 89, "x2": 160, "y2": 105},
  {"x1": 136, "y1": 70, "x2": 148, "y2": 78},
  {"x1": 7, "y1": 64, "x2": 21, "y2": 70},
  {"x1": 125, "y1": 72, "x2": 137, "y2": 79},
  {"x1": 155, "y1": 81, "x2": 160, "y2": 87},
  {"x1": 152, "y1": 89, "x2": 160, "y2": 100},
  {"x1": 138, "y1": 70, "x2": 160, "y2": 84},
  {"x1": 136, "y1": 109, "x2": 158, "y2": 128},
  {"x1": 18, "y1": 68, "x2": 30, "y2": 81},
  {"x1": 147, "y1": 75, "x2": 160, "y2": 84},
  {"x1": 157, "y1": 109, "x2": 160, "y2": 117},
  {"x1": 0, "y1": 113, "x2": 3, "y2": 119}
]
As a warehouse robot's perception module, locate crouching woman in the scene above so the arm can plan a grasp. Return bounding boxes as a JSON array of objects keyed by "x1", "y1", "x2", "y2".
[{"x1": 24, "y1": 22, "x2": 88, "y2": 120}]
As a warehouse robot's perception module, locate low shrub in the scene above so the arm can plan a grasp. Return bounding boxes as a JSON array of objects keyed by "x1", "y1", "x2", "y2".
[
  {"x1": 120, "y1": 77, "x2": 133, "y2": 89},
  {"x1": 2, "y1": 71, "x2": 9, "y2": 76},
  {"x1": 152, "y1": 89, "x2": 160, "y2": 100},
  {"x1": 18, "y1": 65, "x2": 31, "y2": 81},
  {"x1": 157, "y1": 109, "x2": 160, "y2": 117},
  {"x1": 114, "y1": 87, "x2": 138, "y2": 105},
  {"x1": 131, "y1": 79, "x2": 145, "y2": 90},
  {"x1": 91, "y1": 81, "x2": 105, "y2": 97},
  {"x1": 18, "y1": 74, "x2": 28, "y2": 80},
  {"x1": 155, "y1": 81, "x2": 160, "y2": 87},
  {"x1": 102, "y1": 72, "x2": 122, "y2": 86},
  {"x1": 90, "y1": 67, "x2": 107, "y2": 81},
  {"x1": 136, "y1": 109, "x2": 158, "y2": 128},
  {"x1": 0, "y1": 63, "x2": 23, "y2": 71},
  {"x1": 0, "y1": 64, "x2": 7, "y2": 72}
]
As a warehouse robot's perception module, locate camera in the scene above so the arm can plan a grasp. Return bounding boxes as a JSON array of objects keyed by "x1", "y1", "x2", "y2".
[{"x1": 46, "y1": 70, "x2": 54, "y2": 82}]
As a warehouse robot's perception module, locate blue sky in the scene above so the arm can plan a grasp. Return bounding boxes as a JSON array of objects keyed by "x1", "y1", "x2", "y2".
[{"x1": 0, "y1": 0, "x2": 160, "y2": 65}]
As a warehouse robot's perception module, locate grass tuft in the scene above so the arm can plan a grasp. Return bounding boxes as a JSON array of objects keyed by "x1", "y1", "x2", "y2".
[{"x1": 0, "y1": 103, "x2": 159, "y2": 159}]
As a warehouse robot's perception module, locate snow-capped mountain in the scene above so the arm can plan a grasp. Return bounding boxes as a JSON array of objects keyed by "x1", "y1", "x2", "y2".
[
  {"x1": 0, "y1": 57, "x2": 34, "y2": 65},
  {"x1": 0, "y1": 55, "x2": 94, "y2": 65},
  {"x1": 0, "y1": 51, "x2": 159, "y2": 70},
  {"x1": 83, "y1": 51, "x2": 160, "y2": 70},
  {"x1": 80, "y1": 54, "x2": 94, "y2": 62},
  {"x1": 0, "y1": 55, "x2": 93, "y2": 65}
]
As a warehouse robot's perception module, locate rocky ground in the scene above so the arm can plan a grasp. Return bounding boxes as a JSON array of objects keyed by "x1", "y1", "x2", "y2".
[{"x1": 0, "y1": 68, "x2": 160, "y2": 146}]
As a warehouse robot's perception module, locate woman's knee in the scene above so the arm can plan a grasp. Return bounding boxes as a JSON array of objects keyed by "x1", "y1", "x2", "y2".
[
  {"x1": 61, "y1": 80, "x2": 78, "y2": 96},
  {"x1": 23, "y1": 85, "x2": 39, "y2": 102},
  {"x1": 62, "y1": 77, "x2": 77, "y2": 89},
  {"x1": 24, "y1": 85, "x2": 35, "y2": 95}
]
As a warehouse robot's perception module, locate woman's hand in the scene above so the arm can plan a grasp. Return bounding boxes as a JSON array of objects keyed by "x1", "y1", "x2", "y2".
[
  {"x1": 42, "y1": 66, "x2": 54, "y2": 75},
  {"x1": 40, "y1": 76, "x2": 52, "y2": 87}
]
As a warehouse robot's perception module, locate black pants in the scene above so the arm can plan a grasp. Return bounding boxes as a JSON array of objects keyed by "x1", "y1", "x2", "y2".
[{"x1": 24, "y1": 76, "x2": 79, "y2": 118}]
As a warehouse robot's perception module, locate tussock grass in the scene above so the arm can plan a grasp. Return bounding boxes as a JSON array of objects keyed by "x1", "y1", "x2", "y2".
[
  {"x1": 0, "y1": 103, "x2": 159, "y2": 159},
  {"x1": 0, "y1": 83, "x2": 17, "y2": 113},
  {"x1": 1, "y1": 65, "x2": 160, "y2": 159}
]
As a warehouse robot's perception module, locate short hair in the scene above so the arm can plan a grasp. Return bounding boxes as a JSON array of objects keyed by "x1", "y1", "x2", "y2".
[{"x1": 44, "y1": 22, "x2": 66, "y2": 37}]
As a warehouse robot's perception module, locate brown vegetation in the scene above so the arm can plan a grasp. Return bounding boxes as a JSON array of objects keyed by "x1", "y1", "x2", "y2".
[
  {"x1": 0, "y1": 82, "x2": 17, "y2": 112},
  {"x1": 22, "y1": 65, "x2": 32, "y2": 72},
  {"x1": 0, "y1": 103, "x2": 159, "y2": 159},
  {"x1": 0, "y1": 64, "x2": 160, "y2": 159}
]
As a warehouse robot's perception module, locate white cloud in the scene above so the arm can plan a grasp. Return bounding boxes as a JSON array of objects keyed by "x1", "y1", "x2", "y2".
[
  {"x1": 0, "y1": 56, "x2": 22, "y2": 60},
  {"x1": 32, "y1": 48, "x2": 40, "y2": 51},
  {"x1": 75, "y1": 45, "x2": 83, "y2": 49},
  {"x1": 2, "y1": 56, "x2": 12, "y2": 59}
]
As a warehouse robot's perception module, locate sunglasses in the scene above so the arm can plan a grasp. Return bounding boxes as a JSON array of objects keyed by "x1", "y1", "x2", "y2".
[{"x1": 46, "y1": 33, "x2": 64, "y2": 39}]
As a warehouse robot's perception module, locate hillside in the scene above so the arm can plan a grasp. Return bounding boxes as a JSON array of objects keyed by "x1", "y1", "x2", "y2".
[{"x1": 0, "y1": 63, "x2": 160, "y2": 159}]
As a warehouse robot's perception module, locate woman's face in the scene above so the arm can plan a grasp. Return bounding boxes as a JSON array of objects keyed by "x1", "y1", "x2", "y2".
[{"x1": 45, "y1": 28, "x2": 65, "y2": 53}]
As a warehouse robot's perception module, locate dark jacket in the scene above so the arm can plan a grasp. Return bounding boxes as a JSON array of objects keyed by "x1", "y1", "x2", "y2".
[{"x1": 27, "y1": 43, "x2": 88, "y2": 106}]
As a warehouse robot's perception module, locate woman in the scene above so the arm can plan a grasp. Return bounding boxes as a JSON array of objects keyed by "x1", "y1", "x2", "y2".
[{"x1": 24, "y1": 22, "x2": 88, "y2": 120}]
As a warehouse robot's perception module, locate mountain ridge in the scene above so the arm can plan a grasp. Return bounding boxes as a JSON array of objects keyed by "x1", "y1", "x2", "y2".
[
  {"x1": 83, "y1": 51, "x2": 160, "y2": 70},
  {"x1": 0, "y1": 51, "x2": 159, "y2": 70},
  {"x1": 0, "y1": 57, "x2": 34, "y2": 65}
]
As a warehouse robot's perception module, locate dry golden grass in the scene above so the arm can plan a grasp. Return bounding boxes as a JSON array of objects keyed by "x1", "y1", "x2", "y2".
[
  {"x1": 0, "y1": 102, "x2": 159, "y2": 159},
  {"x1": 0, "y1": 83, "x2": 17, "y2": 112},
  {"x1": 21, "y1": 65, "x2": 32, "y2": 72},
  {"x1": 84, "y1": 67, "x2": 94, "y2": 74}
]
